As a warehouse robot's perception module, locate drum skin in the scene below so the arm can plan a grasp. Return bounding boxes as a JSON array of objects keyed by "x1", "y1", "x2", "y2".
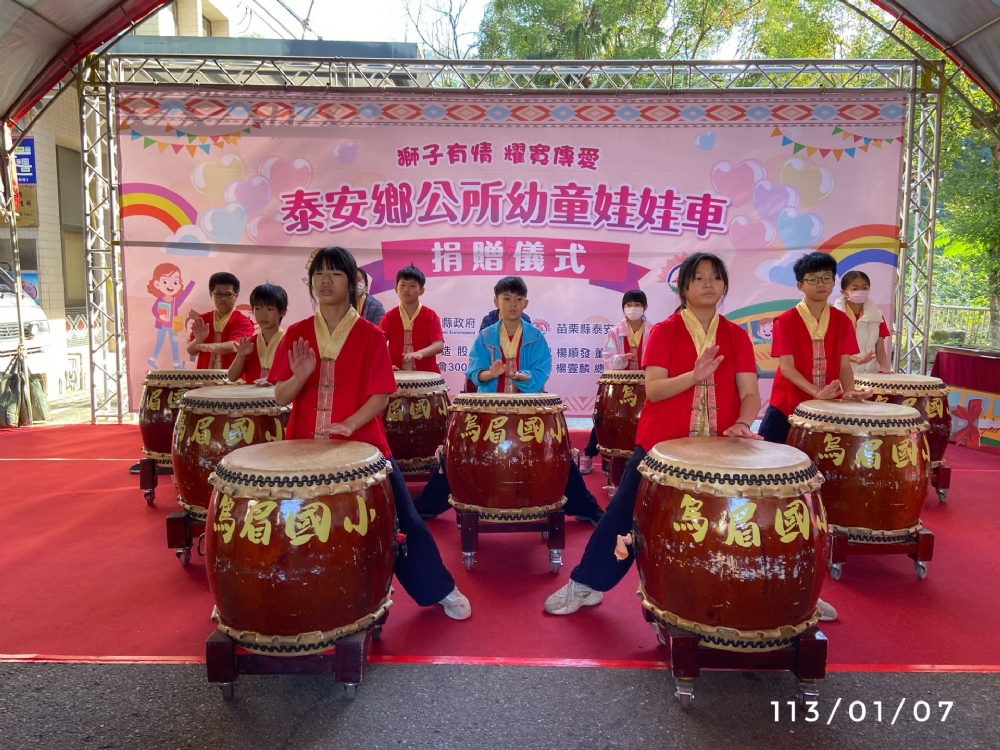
[
  {"x1": 206, "y1": 440, "x2": 396, "y2": 652},
  {"x1": 445, "y1": 394, "x2": 570, "y2": 513},
  {"x1": 634, "y1": 438, "x2": 827, "y2": 644},
  {"x1": 854, "y1": 374, "x2": 950, "y2": 465},
  {"x1": 138, "y1": 370, "x2": 228, "y2": 465},
  {"x1": 786, "y1": 400, "x2": 930, "y2": 537},
  {"x1": 594, "y1": 370, "x2": 645, "y2": 458},
  {"x1": 171, "y1": 385, "x2": 289, "y2": 517},
  {"x1": 383, "y1": 372, "x2": 450, "y2": 472}
]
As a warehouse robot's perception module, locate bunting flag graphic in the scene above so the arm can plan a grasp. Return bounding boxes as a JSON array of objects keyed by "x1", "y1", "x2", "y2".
[
  {"x1": 770, "y1": 126, "x2": 901, "y2": 160},
  {"x1": 117, "y1": 121, "x2": 262, "y2": 155}
]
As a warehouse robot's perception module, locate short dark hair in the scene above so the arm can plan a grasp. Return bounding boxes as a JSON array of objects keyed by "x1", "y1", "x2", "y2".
[
  {"x1": 793, "y1": 252, "x2": 838, "y2": 282},
  {"x1": 396, "y1": 265, "x2": 425, "y2": 287},
  {"x1": 209, "y1": 272, "x2": 240, "y2": 294},
  {"x1": 307, "y1": 247, "x2": 358, "y2": 307},
  {"x1": 494, "y1": 276, "x2": 528, "y2": 297},
  {"x1": 840, "y1": 270, "x2": 871, "y2": 290},
  {"x1": 676, "y1": 253, "x2": 728, "y2": 310},
  {"x1": 622, "y1": 290, "x2": 647, "y2": 308},
  {"x1": 249, "y1": 284, "x2": 289, "y2": 320}
]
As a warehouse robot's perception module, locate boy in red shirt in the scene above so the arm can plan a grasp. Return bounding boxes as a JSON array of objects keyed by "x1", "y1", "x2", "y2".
[
  {"x1": 228, "y1": 283, "x2": 288, "y2": 384},
  {"x1": 758, "y1": 252, "x2": 868, "y2": 445},
  {"x1": 379, "y1": 265, "x2": 444, "y2": 373},
  {"x1": 187, "y1": 272, "x2": 255, "y2": 370}
]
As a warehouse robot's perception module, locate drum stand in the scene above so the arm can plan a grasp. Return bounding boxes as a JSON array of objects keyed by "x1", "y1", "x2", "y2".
[
  {"x1": 205, "y1": 612, "x2": 389, "y2": 701},
  {"x1": 828, "y1": 528, "x2": 935, "y2": 580},
  {"x1": 137, "y1": 457, "x2": 174, "y2": 505},
  {"x1": 455, "y1": 508, "x2": 565, "y2": 573},
  {"x1": 600, "y1": 454, "x2": 627, "y2": 499},
  {"x1": 165, "y1": 510, "x2": 205, "y2": 566},
  {"x1": 931, "y1": 463, "x2": 951, "y2": 503},
  {"x1": 644, "y1": 610, "x2": 828, "y2": 711}
]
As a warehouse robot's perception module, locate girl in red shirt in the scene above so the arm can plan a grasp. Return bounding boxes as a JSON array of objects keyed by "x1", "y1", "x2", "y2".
[
  {"x1": 269, "y1": 246, "x2": 470, "y2": 620},
  {"x1": 545, "y1": 253, "x2": 762, "y2": 616}
]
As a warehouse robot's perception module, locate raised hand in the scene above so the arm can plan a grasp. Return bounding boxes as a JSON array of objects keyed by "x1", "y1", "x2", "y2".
[
  {"x1": 488, "y1": 359, "x2": 507, "y2": 379},
  {"x1": 191, "y1": 317, "x2": 210, "y2": 344},
  {"x1": 402, "y1": 351, "x2": 418, "y2": 363},
  {"x1": 691, "y1": 345, "x2": 724, "y2": 382},
  {"x1": 288, "y1": 337, "x2": 317, "y2": 381},
  {"x1": 235, "y1": 335, "x2": 255, "y2": 357},
  {"x1": 815, "y1": 380, "x2": 843, "y2": 400}
]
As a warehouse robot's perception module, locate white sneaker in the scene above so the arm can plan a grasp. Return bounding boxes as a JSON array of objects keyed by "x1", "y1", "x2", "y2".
[
  {"x1": 439, "y1": 587, "x2": 471, "y2": 620},
  {"x1": 816, "y1": 598, "x2": 838, "y2": 622},
  {"x1": 579, "y1": 455, "x2": 594, "y2": 474},
  {"x1": 544, "y1": 580, "x2": 603, "y2": 615}
]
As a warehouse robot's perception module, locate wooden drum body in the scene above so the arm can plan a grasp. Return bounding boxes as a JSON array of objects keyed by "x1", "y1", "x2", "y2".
[
  {"x1": 445, "y1": 393, "x2": 571, "y2": 520},
  {"x1": 634, "y1": 438, "x2": 827, "y2": 652},
  {"x1": 171, "y1": 385, "x2": 290, "y2": 520},
  {"x1": 594, "y1": 370, "x2": 645, "y2": 459},
  {"x1": 854, "y1": 373, "x2": 950, "y2": 467},
  {"x1": 382, "y1": 371, "x2": 450, "y2": 474},
  {"x1": 139, "y1": 369, "x2": 228, "y2": 467},
  {"x1": 786, "y1": 400, "x2": 930, "y2": 542},
  {"x1": 206, "y1": 440, "x2": 397, "y2": 655}
]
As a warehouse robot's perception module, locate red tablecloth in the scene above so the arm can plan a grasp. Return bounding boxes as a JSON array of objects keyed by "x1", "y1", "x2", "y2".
[{"x1": 931, "y1": 349, "x2": 1000, "y2": 393}]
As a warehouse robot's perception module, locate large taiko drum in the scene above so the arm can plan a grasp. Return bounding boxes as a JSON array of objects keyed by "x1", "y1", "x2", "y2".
[
  {"x1": 445, "y1": 393, "x2": 571, "y2": 521},
  {"x1": 853, "y1": 373, "x2": 950, "y2": 467},
  {"x1": 171, "y1": 385, "x2": 290, "y2": 520},
  {"x1": 787, "y1": 400, "x2": 930, "y2": 543},
  {"x1": 206, "y1": 440, "x2": 397, "y2": 655},
  {"x1": 382, "y1": 371, "x2": 450, "y2": 474},
  {"x1": 594, "y1": 370, "x2": 645, "y2": 459},
  {"x1": 139, "y1": 369, "x2": 229, "y2": 468},
  {"x1": 634, "y1": 438, "x2": 827, "y2": 652}
]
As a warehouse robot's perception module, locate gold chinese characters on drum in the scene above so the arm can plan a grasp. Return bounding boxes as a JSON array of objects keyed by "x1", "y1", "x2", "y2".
[
  {"x1": 139, "y1": 369, "x2": 229, "y2": 468},
  {"x1": 382, "y1": 371, "x2": 450, "y2": 474}
]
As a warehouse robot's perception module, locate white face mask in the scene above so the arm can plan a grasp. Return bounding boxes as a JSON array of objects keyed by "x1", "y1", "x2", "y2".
[
  {"x1": 356, "y1": 284, "x2": 367, "y2": 296},
  {"x1": 847, "y1": 290, "x2": 869, "y2": 304},
  {"x1": 624, "y1": 307, "x2": 645, "y2": 321}
]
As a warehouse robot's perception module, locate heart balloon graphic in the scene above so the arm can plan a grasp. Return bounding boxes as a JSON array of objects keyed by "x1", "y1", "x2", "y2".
[
  {"x1": 752, "y1": 180, "x2": 800, "y2": 221},
  {"x1": 779, "y1": 158, "x2": 834, "y2": 207},
  {"x1": 191, "y1": 155, "x2": 247, "y2": 202},
  {"x1": 710, "y1": 159, "x2": 766, "y2": 208},
  {"x1": 199, "y1": 203, "x2": 247, "y2": 244},
  {"x1": 258, "y1": 156, "x2": 313, "y2": 196},
  {"x1": 224, "y1": 175, "x2": 271, "y2": 216},
  {"x1": 695, "y1": 131, "x2": 716, "y2": 150},
  {"x1": 776, "y1": 208, "x2": 824, "y2": 249},
  {"x1": 247, "y1": 215, "x2": 291, "y2": 251},
  {"x1": 729, "y1": 216, "x2": 776, "y2": 251},
  {"x1": 332, "y1": 141, "x2": 359, "y2": 165}
]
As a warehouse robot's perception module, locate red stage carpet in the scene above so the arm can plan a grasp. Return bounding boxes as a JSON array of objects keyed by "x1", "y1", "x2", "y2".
[{"x1": 2, "y1": 424, "x2": 999, "y2": 670}]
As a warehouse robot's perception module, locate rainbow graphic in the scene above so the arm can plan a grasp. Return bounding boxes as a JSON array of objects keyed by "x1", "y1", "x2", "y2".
[
  {"x1": 820, "y1": 223, "x2": 900, "y2": 274},
  {"x1": 120, "y1": 183, "x2": 198, "y2": 233},
  {"x1": 727, "y1": 298, "x2": 799, "y2": 377}
]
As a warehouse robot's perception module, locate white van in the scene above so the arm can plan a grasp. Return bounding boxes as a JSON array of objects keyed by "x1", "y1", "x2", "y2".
[{"x1": 0, "y1": 266, "x2": 52, "y2": 377}]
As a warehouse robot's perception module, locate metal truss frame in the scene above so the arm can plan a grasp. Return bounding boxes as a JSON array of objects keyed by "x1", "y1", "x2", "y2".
[{"x1": 81, "y1": 55, "x2": 941, "y2": 420}]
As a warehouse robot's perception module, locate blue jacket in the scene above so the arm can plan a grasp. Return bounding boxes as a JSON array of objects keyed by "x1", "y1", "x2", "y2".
[{"x1": 468, "y1": 320, "x2": 551, "y2": 394}]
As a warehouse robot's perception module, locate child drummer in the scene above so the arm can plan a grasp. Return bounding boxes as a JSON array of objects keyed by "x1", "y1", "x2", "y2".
[
  {"x1": 544, "y1": 253, "x2": 761, "y2": 617},
  {"x1": 413, "y1": 276, "x2": 605, "y2": 526},
  {"x1": 269, "y1": 246, "x2": 471, "y2": 621},
  {"x1": 228, "y1": 283, "x2": 288, "y2": 385},
  {"x1": 832, "y1": 270, "x2": 893, "y2": 375},
  {"x1": 187, "y1": 271, "x2": 256, "y2": 370},
  {"x1": 380, "y1": 265, "x2": 445, "y2": 373}
]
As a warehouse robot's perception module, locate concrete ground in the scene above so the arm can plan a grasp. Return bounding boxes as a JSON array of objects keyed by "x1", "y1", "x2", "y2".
[{"x1": 0, "y1": 663, "x2": 996, "y2": 750}]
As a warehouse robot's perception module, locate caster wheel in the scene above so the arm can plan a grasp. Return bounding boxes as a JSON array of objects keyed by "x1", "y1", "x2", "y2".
[
  {"x1": 550, "y1": 561, "x2": 562, "y2": 574},
  {"x1": 915, "y1": 562, "x2": 928, "y2": 579},
  {"x1": 829, "y1": 563, "x2": 842, "y2": 581},
  {"x1": 462, "y1": 553, "x2": 475, "y2": 571},
  {"x1": 936, "y1": 488, "x2": 948, "y2": 503},
  {"x1": 548, "y1": 549, "x2": 562, "y2": 574},
  {"x1": 143, "y1": 489, "x2": 155, "y2": 505},
  {"x1": 176, "y1": 549, "x2": 191, "y2": 566},
  {"x1": 344, "y1": 683, "x2": 359, "y2": 699},
  {"x1": 219, "y1": 683, "x2": 234, "y2": 700},
  {"x1": 675, "y1": 681, "x2": 695, "y2": 711},
  {"x1": 798, "y1": 681, "x2": 819, "y2": 706}
]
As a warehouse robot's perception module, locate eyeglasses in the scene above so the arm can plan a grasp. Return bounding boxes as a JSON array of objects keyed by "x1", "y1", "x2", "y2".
[
  {"x1": 802, "y1": 275, "x2": 835, "y2": 286},
  {"x1": 212, "y1": 292, "x2": 236, "y2": 299}
]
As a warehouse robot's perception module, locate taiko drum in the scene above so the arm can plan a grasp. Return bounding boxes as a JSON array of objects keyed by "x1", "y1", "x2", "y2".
[
  {"x1": 171, "y1": 384, "x2": 290, "y2": 520},
  {"x1": 594, "y1": 370, "x2": 645, "y2": 459},
  {"x1": 634, "y1": 437, "x2": 827, "y2": 652},
  {"x1": 786, "y1": 400, "x2": 930, "y2": 542},
  {"x1": 445, "y1": 393, "x2": 571, "y2": 521},
  {"x1": 853, "y1": 373, "x2": 950, "y2": 466},
  {"x1": 382, "y1": 371, "x2": 450, "y2": 474},
  {"x1": 139, "y1": 369, "x2": 229, "y2": 468},
  {"x1": 206, "y1": 440, "x2": 397, "y2": 656}
]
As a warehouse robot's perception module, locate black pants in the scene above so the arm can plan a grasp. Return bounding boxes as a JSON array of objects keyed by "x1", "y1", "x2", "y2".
[
  {"x1": 570, "y1": 447, "x2": 646, "y2": 591},
  {"x1": 387, "y1": 457, "x2": 456, "y2": 606},
  {"x1": 584, "y1": 427, "x2": 600, "y2": 458},
  {"x1": 757, "y1": 405, "x2": 791, "y2": 444},
  {"x1": 413, "y1": 457, "x2": 602, "y2": 518}
]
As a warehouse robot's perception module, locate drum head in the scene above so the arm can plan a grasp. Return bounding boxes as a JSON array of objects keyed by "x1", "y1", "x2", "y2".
[
  {"x1": 143, "y1": 369, "x2": 229, "y2": 387},
  {"x1": 393, "y1": 371, "x2": 448, "y2": 395},
  {"x1": 451, "y1": 392, "x2": 565, "y2": 413},
  {"x1": 642, "y1": 437, "x2": 821, "y2": 498},
  {"x1": 180, "y1": 384, "x2": 286, "y2": 415},
  {"x1": 212, "y1": 439, "x2": 389, "y2": 498},
  {"x1": 790, "y1": 399, "x2": 926, "y2": 435},
  {"x1": 598, "y1": 370, "x2": 645, "y2": 384},
  {"x1": 853, "y1": 373, "x2": 946, "y2": 396}
]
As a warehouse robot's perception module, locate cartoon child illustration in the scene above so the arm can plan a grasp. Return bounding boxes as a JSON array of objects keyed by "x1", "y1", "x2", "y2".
[
  {"x1": 756, "y1": 318, "x2": 774, "y2": 343},
  {"x1": 147, "y1": 262, "x2": 195, "y2": 369}
]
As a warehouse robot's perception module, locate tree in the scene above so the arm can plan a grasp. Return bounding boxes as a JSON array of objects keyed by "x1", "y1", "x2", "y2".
[{"x1": 406, "y1": 0, "x2": 479, "y2": 59}]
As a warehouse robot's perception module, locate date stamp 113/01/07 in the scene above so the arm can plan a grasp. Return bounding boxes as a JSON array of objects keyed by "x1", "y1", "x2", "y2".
[{"x1": 773, "y1": 699, "x2": 954, "y2": 725}]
